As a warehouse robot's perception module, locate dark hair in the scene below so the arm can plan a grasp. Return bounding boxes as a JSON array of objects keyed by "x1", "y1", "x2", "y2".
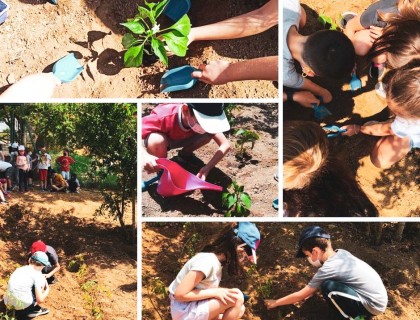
[
  {"x1": 384, "y1": 60, "x2": 420, "y2": 118},
  {"x1": 29, "y1": 258, "x2": 44, "y2": 267},
  {"x1": 301, "y1": 237, "x2": 330, "y2": 254},
  {"x1": 369, "y1": 20, "x2": 420, "y2": 69},
  {"x1": 302, "y1": 30, "x2": 356, "y2": 78},
  {"x1": 201, "y1": 224, "x2": 244, "y2": 276}
]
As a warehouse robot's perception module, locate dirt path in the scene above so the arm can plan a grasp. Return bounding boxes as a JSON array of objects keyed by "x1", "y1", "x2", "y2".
[{"x1": 0, "y1": 0, "x2": 278, "y2": 98}]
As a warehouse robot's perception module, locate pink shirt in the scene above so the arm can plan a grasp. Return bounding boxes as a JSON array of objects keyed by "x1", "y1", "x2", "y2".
[{"x1": 142, "y1": 103, "x2": 196, "y2": 141}]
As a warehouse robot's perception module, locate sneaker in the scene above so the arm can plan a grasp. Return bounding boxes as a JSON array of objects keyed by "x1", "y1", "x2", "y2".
[
  {"x1": 27, "y1": 307, "x2": 49, "y2": 318},
  {"x1": 339, "y1": 11, "x2": 357, "y2": 29},
  {"x1": 369, "y1": 62, "x2": 385, "y2": 80}
]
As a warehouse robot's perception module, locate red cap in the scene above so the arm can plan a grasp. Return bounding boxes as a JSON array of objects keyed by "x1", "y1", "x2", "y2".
[{"x1": 30, "y1": 240, "x2": 47, "y2": 254}]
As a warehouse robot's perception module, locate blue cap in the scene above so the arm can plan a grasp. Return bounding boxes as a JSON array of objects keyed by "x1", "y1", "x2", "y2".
[
  {"x1": 296, "y1": 226, "x2": 330, "y2": 258},
  {"x1": 31, "y1": 251, "x2": 51, "y2": 267},
  {"x1": 234, "y1": 222, "x2": 261, "y2": 264}
]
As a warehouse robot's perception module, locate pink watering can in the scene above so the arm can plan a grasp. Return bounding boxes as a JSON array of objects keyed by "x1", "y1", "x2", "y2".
[{"x1": 155, "y1": 158, "x2": 223, "y2": 197}]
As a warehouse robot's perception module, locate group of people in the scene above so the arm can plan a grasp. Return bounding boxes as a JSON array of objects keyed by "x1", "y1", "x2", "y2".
[
  {"x1": 169, "y1": 223, "x2": 387, "y2": 320},
  {"x1": 283, "y1": 0, "x2": 419, "y2": 216},
  {"x1": 3, "y1": 240, "x2": 60, "y2": 320},
  {"x1": 0, "y1": 144, "x2": 80, "y2": 201}
]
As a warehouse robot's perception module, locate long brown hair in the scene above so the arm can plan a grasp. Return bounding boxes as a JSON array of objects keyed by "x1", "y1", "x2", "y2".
[{"x1": 201, "y1": 224, "x2": 244, "y2": 276}]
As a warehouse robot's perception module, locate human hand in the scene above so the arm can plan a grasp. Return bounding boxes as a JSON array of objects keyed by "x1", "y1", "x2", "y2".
[
  {"x1": 340, "y1": 124, "x2": 360, "y2": 136},
  {"x1": 196, "y1": 166, "x2": 210, "y2": 181},
  {"x1": 264, "y1": 299, "x2": 278, "y2": 309},
  {"x1": 211, "y1": 288, "x2": 238, "y2": 305},
  {"x1": 369, "y1": 26, "x2": 383, "y2": 43},
  {"x1": 320, "y1": 89, "x2": 333, "y2": 104},
  {"x1": 191, "y1": 61, "x2": 231, "y2": 85},
  {"x1": 142, "y1": 153, "x2": 160, "y2": 174},
  {"x1": 293, "y1": 91, "x2": 320, "y2": 108}
]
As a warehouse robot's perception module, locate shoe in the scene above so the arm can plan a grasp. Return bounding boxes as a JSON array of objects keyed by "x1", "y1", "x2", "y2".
[
  {"x1": 369, "y1": 63, "x2": 385, "y2": 80},
  {"x1": 339, "y1": 11, "x2": 357, "y2": 29},
  {"x1": 27, "y1": 307, "x2": 49, "y2": 318}
]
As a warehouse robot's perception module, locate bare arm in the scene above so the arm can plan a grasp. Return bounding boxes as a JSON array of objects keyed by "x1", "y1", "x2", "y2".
[
  {"x1": 300, "y1": 78, "x2": 332, "y2": 103},
  {"x1": 265, "y1": 285, "x2": 317, "y2": 309},
  {"x1": 189, "y1": 0, "x2": 278, "y2": 42},
  {"x1": 343, "y1": 15, "x2": 365, "y2": 40},
  {"x1": 45, "y1": 263, "x2": 60, "y2": 279},
  {"x1": 341, "y1": 122, "x2": 394, "y2": 137},
  {"x1": 35, "y1": 280, "x2": 50, "y2": 304},
  {"x1": 197, "y1": 133, "x2": 230, "y2": 180},
  {"x1": 192, "y1": 56, "x2": 278, "y2": 85}
]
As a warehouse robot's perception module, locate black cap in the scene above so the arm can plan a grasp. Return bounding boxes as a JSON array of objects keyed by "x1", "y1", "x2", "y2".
[
  {"x1": 187, "y1": 103, "x2": 225, "y2": 116},
  {"x1": 187, "y1": 103, "x2": 230, "y2": 134},
  {"x1": 296, "y1": 226, "x2": 330, "y2": 258}
]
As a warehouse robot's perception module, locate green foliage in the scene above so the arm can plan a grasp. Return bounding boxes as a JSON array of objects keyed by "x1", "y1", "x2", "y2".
[
  {"x1": 150, "y1": 277, "x2": 168, "y2": 298},
  {"x1": 234, "y1": 129, "x2": 259, "y2": 157},
  {"x1": 68, "y1": 254, "x2": 88, "y2": 278},
  {"x1": 224, "y1": 104, "x2": 239, "y2": 126},
  {"x1": 0, "y1": 311, "x2": 17, "y2": 320},
  {"x1": 221, "y1": 181, "x2": 251, "y2": 217},
  {"x1": 257, "y1": 279, "x2": 273, "y2": 299},
  {"x1": 121, "y1": 0, "x2": 191, "y2": 67}
]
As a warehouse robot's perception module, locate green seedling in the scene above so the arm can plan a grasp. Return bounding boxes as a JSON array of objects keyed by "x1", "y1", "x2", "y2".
[
  {"x1": 224, "y1": 104, "x2": 239, "y2": 126},
  {"x1": 318, "y1": 13, "x2": 339, "y2": 30},
  {"x1": 257, "y1": 279, "x2": 273, "y2": 299},
  {"x1": 234, "y1": 129, "x2": 259, "y2": 157},
  {"x1": 222, "y1": 180, "x2": 251, "y2": 217},
  {"x1": 151, "y1": 277, "x2": 168, "y2": 298},
  {"x1": 121, "y1": 0, "x2": 191, "y2": 67}
]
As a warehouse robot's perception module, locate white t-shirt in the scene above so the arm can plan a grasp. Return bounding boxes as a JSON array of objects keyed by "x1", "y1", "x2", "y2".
[
  {"x1": 283, "y1": 0, "x2": 304, "y2": 89},
  {"x1": 169, "y1": 253, "x2": 222, "y2": 295},
  {"x1": 308, "y1": 249, "x2": 388, "y2": 315},
  {"x1": 0, "y1": 160, "x2": 12, "y2": 171},
  {"x1": 4, "y1": 265, "x2": 46, "y2": 310},
  {"x1": 391, "y1": 116, "x2": 420, "y2": 148},
  {"x1": 38, "y1": 153, "x2": 51, "y2": 170}
]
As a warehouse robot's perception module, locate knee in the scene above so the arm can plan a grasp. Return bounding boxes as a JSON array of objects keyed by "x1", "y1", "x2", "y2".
[
  {"x1": 146, "y1": 133, "x2": 169, "y2": 157},
  {"x1": 231, "y1": 288, "x2": 245, "y2": 305}
]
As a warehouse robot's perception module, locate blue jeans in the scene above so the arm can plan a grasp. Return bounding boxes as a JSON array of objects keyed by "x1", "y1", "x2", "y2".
[{"x1": 321, "y1": 280, "x2": 373, "y2": 319}]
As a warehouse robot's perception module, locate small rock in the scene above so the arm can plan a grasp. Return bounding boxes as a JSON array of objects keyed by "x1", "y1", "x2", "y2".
[{"x1": 6, "y1": 74, "x2": 16, "y2": 84}]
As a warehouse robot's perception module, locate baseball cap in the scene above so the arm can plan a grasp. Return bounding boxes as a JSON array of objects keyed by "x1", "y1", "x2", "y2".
[
  {"x1": 234, "y1": 222, "x2": 261, "y2": 264},
  {"x1": 31, "y1": 251, "x2": 51, "y2": 267},
  {"x1": 18, "y1": 145, "x2": 25, "y2": 151},
  {"x1": 296, "y1": 226, "x2": 330, "y2": 258},
  {"x1": 188, "y1": 103, "x2": 230, "y2": 134},
  {"x1": 30, "y1": 240, "x2": 47, "y2": 254}
]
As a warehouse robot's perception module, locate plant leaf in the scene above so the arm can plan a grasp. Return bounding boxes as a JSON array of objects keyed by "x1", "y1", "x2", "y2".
[
  {"x1": 121, "y1": 21, "x2": 145, "y2": 35},
  {"x1": 240, "y1": 193, "x2": 251, "y2": 208},
  {"x1": 162, "y1": 30, "x2": 188, "y2": 57},
  {"x1": 124, "y1": 44, "x2": 144, "y2": 67},
  {"x1": 167, "y1": 14, "x2": 191, "y2": 36},
  {"x1": 122, "y1": 33, "x2": 139, "y2": 49},
  {"x1": 234, "y1": 128, "x2": 245, "y2": 136},
  {"x1": 151, "y1": 37, "x2": 168, "y2": 66},
  {"x1": 154, "y1": 0, "x2": 168, "y2": 19},
  {"x1": 137, "y1": 6, "x2": 151, "y2": 21},
  {"x1": 144, "y1": 0, "x2": 156, "y2": 10},
  {"x1": 227, "y1": 194, "x2": 237, "y2": 209}
]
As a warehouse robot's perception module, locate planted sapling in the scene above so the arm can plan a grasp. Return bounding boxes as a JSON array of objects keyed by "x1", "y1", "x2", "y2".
[
  {"x1": 234, "y1": 129, "x2": 260, "y2": 158},
  {"x1": 121, "y1": 0, "x2": 191, "y2": 67},
  {"x1": 222, "y1": 180, "x2": 251, "y2": 217}
]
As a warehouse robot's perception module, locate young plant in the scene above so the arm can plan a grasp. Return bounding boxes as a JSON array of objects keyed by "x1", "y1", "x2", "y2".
[
  {"x1": 222, "y1": 181, "x2": 251, "y2": 217},
  {"x1": 121, "y1": 0, "x2": 191, "y2": 67},
  {"x1": 234, "y1": 129, "x2": 260, "y2": 157},
  {"x1": 257, "y1": 279, "x2": 273, "y2": 299},
  {"x1": 224, "y1": 104, "x2": 239, "y2": 126}
]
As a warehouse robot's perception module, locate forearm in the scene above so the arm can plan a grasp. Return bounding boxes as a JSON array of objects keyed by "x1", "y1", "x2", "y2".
[
  {"x1": 271, "y1": 291, "x2": 307, "y2": 307},
  {"x1": 190, "y1": 0, "x2": 277, "y2": 42},
  {"x1": 360, "y1": 122, "x2": 394, "y2": 136},
  {"x1": 175, "y1": 288, "x2": 219, "y2": 302},
  {"x1": 225, "y1": 56, "x2": 278, "y2": 82},
  {"x1": 47, "y1": 264, "x2": 60, "y2": 277},
  {"x1": 204, "y1": 143, "x2": 230, "y2": 172}
]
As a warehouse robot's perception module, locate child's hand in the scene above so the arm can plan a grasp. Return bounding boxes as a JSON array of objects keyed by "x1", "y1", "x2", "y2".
[
  {"x1": 369, "y1": 26, "x2": 383, "y2": 43},
  {"x1": 213, "y1": 288, "x2": 238, "y2": 305},
  {"x1": 264, "y1": 299, "x2": 278, "y2": 309},
  {"x1": 142, "y1": 153, "x2": 160, "y2": 174},
  {"x1": 293, "y1": 91, "x2": 320, "y2": 108},
  {"x1": 196, "y1": 166, "x2": 210, "y2": 181},
  {"x1": 340, "y1": 124, "x2": 360, "y2": 136},
  {"x1": 192, "y1": 61, "x2": 231, "y2": 85},
  {"x1": 320, "y1": 89, "x2": 332, "y2": 104}
]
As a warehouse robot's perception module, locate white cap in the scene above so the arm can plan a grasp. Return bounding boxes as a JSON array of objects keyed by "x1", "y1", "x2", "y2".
[{"x1": 18, "y1": 145, "x2": 25, "y2": 151}]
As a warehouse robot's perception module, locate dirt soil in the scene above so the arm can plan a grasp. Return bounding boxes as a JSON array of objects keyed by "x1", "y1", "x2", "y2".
[
  {"x1": 142, "y1": 103, "x2": 279, "y2": 217},
  {"x1": 142, "y1": 222, "x2": 420, "y2": 320},
  {"x1": 0, "y1": 189, "x2": 137, "y2": 320},
  {"x1": 284, "y1": 0, "x2": 419, "y2": 216},
  {"x1": 0, "y1": 0, "x2": 278, "y2": 99}
]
